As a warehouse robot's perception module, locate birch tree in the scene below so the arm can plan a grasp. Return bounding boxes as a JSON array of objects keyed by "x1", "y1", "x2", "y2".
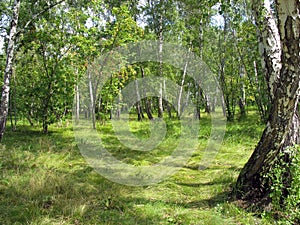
[
  {"x1": 235, "y1": 0, "x2": 300, "y2": 200},
  {"x1": 0, "y1": 0, "x2": 66, "y2": 139},
  {"x1": 0, "y1": 0, "x2": 20, "y2": 141}
]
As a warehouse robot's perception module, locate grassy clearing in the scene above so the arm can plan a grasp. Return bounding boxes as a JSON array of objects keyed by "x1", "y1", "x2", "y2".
[{"x1": 0, "y1": 113, "x2": 274, "y2": 224}]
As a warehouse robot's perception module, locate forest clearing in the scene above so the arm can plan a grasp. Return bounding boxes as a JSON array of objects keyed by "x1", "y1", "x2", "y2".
[{"x1": 0, "y1": 0, "x2": 299, "y2": 224}]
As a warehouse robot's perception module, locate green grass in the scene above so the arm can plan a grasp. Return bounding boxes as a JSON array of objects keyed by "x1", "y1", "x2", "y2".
[{"x1": 0, "y1": 113, "x2": 275, "y2": 224}]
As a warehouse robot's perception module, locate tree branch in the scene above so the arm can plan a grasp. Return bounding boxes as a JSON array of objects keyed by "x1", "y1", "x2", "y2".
[{"x1": 17, "y1": 0, "x2": 66, "y2": 36}]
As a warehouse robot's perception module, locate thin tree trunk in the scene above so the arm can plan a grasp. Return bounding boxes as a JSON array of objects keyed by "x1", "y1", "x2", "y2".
[
  {"x1": 13, "y1": 71, "x2": 17, "y2": 130},
  {"x1": 75, "y1": 84, "x2": 80, "y2": 121},
  {"x1": 198, "y1": 18, "x2": 211, "y2": 115},
  {"x1": 177, "y1": 69, "x2": 187, "y2": 118},
  {"x1": 7, "y1": 66, "x2": 17, "y2": 131},
  {"x1": 140, "y1": 66, "x2": 153, "y2": 120},
  {"x1": 194, "y1": 84, "x2": 201, "y2": 120},
  {"x1": 144, "y1": 98, "x2": 154, "y2": 120},
  {"x1": 232, "y1": 32, "x2": 247, "y2": 118},
  {"x1": 157, "y1": 13, "x2": 164, "y2": 118},
  {"x1": 221, "y1": 93, "x2": 226, "y2": 117},
  {"x1": 0, "y1": 0, "x2": 20, "y2": 140},
  {"x1": 238, "y1": 66, "x2": 246, "y2": 118},
  {"x1": 75, "y1": 69, "x2": 80, "y2": 122},
  {"x1": 204, "y1": 94, "x2": 211, "y2": 113},
  {"x1": 9, "y1": 91, "x2": 13, "y2": 130},
  {"x1": 163, "y1": 79, "x2": 172, "y2": 118},
  {"x1": 115, "y1": 87, "x2": 121, "y2": 120},
  {"x1": 42, "y1": 82, "x2": 52, "y2": 134},
  {"x1": 88, "y1": 70, "x2": 96, "y2": 129},
  {"x1": 238, "y1": 98, "x2": 246, "y2": 118},
  {"x1": 135, "y1": 79, "x2": 143, "y2": 121},
  {"x1": 158, "y1": 82, "x2": 163, "y2": 118},
  {"x1": 26, "y1": 114, "x2": 34, "y2": 126},
  {"x1": 253, "y1": 60, "x2": 267, "y2": 121},
  {"x1": 178, "y1": 48, "x2": 190, "y2": 118},
  {"x1": 232, "y1": 28, "x2": 248, "y2": 118},
  {"x1": 181, "y1": 82, "x2": 191, "y2": 113},
  {"x1": 95, "y1": 93, "x2": 102, "y2": 121},
  {"x1": 218, "y1": 13, "x2": 233, "y2": 121},
  {"x1": 198, "y1": 18, "x2": 204, "y2": 60}
]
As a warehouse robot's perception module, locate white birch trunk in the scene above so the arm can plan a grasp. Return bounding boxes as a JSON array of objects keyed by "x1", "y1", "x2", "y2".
[
  {"x1": 252, "y1": 0, "x2": 282, "y2": 98},
  {"x1": 236, "y1": 0, "x2": 300, "y2": 200},
  {"x1": 0, "y1": 0, "x2": 21, "y2": 140},
  {"x1": 88, "y1": 70, "x2": 96, "y2": 129},
  {"x1": 157, "y1": 13, "x2": 164, "y2": 118},
  {"x1": 177, "y1": 59, "x2": 188, "y2": 118}
]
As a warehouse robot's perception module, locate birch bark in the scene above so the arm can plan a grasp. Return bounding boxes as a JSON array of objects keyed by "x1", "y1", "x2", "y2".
[
  {"x1": 0, "y1": 0, "x2": 21, "y2": 141},
  {"x1": 236, "y1": 0, "x2": 300, "y2": 199}
]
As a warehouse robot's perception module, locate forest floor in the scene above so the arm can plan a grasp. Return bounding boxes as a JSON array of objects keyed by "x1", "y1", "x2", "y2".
[{"x1": 0, "y1": 111, "x2": 275, "y2": 224}]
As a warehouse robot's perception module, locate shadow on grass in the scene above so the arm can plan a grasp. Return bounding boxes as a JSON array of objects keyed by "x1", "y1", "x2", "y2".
[
  {"x1": 0, "y1": 162, "x2": 166, "y2": 224},
  {"x1": 0, "y1": 126, "x2": 167, "y2": 224},
  {"x1": 224, "y1": 114, "x2": 264, "y2": 142},
  {"x1": 184, "y1": 164, "x2": 241, "y2": 171},
  {"x1": 178, "y1": 190, "x2": 231, "y2": 208},
  {"x1": 0, "y1": 159, "x2": 234, "y2": 224},
  {"x1": 176, "y1": 178, "x2": 233, "y2": 187}
]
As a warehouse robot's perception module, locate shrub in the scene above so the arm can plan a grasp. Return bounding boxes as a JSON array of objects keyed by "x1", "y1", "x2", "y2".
[{"x1": 267, "y1": 145, "x2": 300, "y2": 224}]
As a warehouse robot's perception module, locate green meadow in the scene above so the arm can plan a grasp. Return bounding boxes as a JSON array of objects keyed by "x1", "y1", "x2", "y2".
[{"x1": 0, "y1": 112, "x2": 274, "y2": 224}]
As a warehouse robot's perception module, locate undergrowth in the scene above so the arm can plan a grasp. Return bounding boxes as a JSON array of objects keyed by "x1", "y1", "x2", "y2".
[{"x1": 264, "y1": 145, "x2": 300, "y2": 224}]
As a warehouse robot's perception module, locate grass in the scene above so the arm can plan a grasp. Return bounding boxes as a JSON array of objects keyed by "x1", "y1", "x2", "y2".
[{"x1": 0, "y1": 112, "x2": 275, "y2": 224}]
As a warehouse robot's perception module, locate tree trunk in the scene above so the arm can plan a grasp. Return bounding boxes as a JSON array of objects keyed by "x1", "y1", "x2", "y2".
[
  {"x1": 135, "y1": 79, "x2": 143, "y2": 121},
  {"x1": 181, "y1": 82, "x2": 191, "y2": 114},
  {"x1": 115, "y1": 87, "x2": 121, "y2": 120},
  {"x1": 253, "y1": 60, "x2": 268, "y2": 121},
  {"x1": 163, "y1": 79, "x2": 172, "y2": 118},
  {"x1": 235, "y1": 0, "x2": 300, "y2": 200},
  {"x1": 144, "y1": 99, "x2": 153, "y2": 120},
  {"x1": 43, "y1": 122, "x2": 48, "y2": 134},
  {"x1": 75, "y1": 84, "x2": 80, "y2": 121},
  {"x1": 232, "y1": 28, "x2": 248, "y2": 119},
  {"x1": 88, "y1": 70, "x2": 96, "y2": 129},
  {"x1": 252, "y1": 0, "x2": 282, "y2": 100},
  {"x1": 204, "y1": 94, "x2": 211, "y2": 114},
  {"x1": 0, "y1": 0, "x2": 20, "y2": 141},
  {"x1": 219, "y1": 13, "x2": 234, "y2": 121},
  {"x1": 140, "y1": 67, "x2": 153, "y2": 120},
  {"x1": 177, "y1": 55, "x2": 189, "y2": 118},
  {"x1": 238, "y1": 66, "x2": 246, "y2": 118},
  {"x1": 96, "y1": 93, "x2": 102, "y2": 121},
  {"x1": 9, "y1": 67, "x2": 17, "y2": 131},
  {"x1": 194, "y1": 84, "x2": 201, "y2": 120},
  {"x1": 158, "y1": 82, "x2": 163, "y2": 118},
  {"x1": 13, "y1": 71, "x2": 17, "y2": 130},
  {"x1": 157, "y1": 14, "x2": 164, "y2": 118},
  {"x1": 75, "y1": 69, "x2": 80, "y2": 122}
]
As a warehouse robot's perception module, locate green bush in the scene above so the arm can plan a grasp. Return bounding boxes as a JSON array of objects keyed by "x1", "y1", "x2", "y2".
[{"x1": 267, "y1": 145, "x2": 300, "y2": 224}]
